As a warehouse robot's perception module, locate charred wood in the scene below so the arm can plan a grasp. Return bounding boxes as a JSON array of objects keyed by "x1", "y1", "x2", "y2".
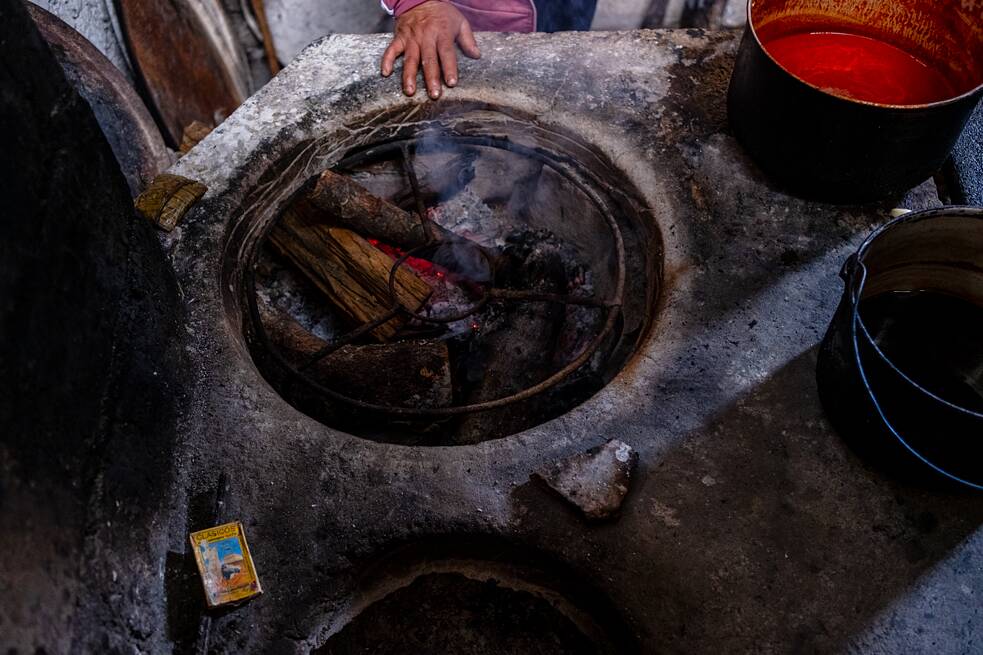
[
  {"x1": 455, "y1": 235, "x2": 568, "y2": 444},
  {"x1": 258, "y1": 300, "x2": 452, "y2": 409},
  {"x1": 306, "y1": 169, "x2": 455, "y2": 248}
]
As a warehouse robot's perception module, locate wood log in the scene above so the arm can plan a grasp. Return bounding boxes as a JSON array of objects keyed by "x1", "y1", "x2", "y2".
[
  {"x1": 307, "y1": 169, "x2": 454, "y2": 249},
  {"x1": 269, "y1": 202, "x2": 431, "y2": 341},
  {"x1": 179, "y1": 120, "x2": 214, "y2": 154},
  {"x1": 258, "y1": 300, "x2": 452, "y2": 408}
]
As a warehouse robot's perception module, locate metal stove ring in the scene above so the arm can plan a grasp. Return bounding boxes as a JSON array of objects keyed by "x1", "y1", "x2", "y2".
[{"x1": 250, "y1": 133, "x2": 627, "y2": 418}]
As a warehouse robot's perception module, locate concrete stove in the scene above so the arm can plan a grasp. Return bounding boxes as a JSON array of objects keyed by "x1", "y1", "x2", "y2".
[{"x1": 161, "y1": 29, "x2": 983, "y2": 653}]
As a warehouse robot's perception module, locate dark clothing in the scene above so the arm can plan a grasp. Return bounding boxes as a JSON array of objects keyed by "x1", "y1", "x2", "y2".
[{"x1": 534, "y1": 0, "x2": 598, "y2": 31}]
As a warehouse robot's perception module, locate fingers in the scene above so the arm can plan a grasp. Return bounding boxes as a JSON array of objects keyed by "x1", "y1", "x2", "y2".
[
  {"x1": 458, "y1": 21, "x2": 481, "y2": 60},
  {"x1": 381, "y1": 36, "x2": 405, "y2": 77},
  {"x1": 421, "y1": 42, "x2": 442, "y2": 98},
  {"x1": 437, "y1": 38, "x2": 458, "y2": 87},
  {"x1": 386, "y1": 8, "x2": 479, "y2": 98},
  {"x1": 401, "y1": 40, "x2": 421, "y2": 96}
]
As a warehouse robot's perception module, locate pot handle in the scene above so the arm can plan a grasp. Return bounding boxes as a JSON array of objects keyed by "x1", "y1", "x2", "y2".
[{"x1": 847, "y1": 261, "x2": 983, "y2": 490}]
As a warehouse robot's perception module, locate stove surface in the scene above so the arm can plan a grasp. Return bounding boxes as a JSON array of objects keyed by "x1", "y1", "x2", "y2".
[{"x1": 162, "y1": 29, "x2": 982, "y2": 654}]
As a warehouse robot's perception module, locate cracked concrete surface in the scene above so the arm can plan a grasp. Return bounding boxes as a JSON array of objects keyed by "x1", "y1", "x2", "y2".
[{"x1": 157, "y1": 30, "x2": 983, "y2": 654}]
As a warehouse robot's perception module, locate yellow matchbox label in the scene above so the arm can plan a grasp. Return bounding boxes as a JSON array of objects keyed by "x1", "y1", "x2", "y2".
[{"x1": 190, "y1": 522, "x2": 262, "y2": 608}]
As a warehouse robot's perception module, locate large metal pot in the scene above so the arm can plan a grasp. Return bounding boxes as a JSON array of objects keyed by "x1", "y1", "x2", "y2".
[
  {"x1": 728, "y1": 0, "x2": 983, "y2": 203},
  {"x1": 816, "y1": 207, "x2": 983, "y2": 489}
]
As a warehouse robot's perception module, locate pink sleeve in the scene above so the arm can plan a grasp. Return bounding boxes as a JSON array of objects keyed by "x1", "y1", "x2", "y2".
[{"x1": 381, "y1": 0, "x2": 439, "y2": 17}]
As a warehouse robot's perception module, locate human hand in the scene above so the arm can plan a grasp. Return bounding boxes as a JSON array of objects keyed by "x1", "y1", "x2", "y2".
[{"x1": 381, "y1": 1, "x2": 481, "y2": 99}]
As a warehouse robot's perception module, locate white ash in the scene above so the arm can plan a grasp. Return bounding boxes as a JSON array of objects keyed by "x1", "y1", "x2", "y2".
[
  {"x1": 429, "y1": 187, "x2": 513, "y2": 249},
  {"x1": 254, "y1": 247, "x2": 343, "y2": 341},
  {"x1": 405, "y1": 265, "x2": 479, "y2": 338}
]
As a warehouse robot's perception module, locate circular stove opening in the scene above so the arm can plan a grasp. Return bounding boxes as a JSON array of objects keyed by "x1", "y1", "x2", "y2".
[
  {"x1": 311, "y1": 540, "x2": 638, "y2": 654},
  {"x1": 318, "y1": 571, "x2": 618, "y2": 655},
  {"x1": 244, "y1": 108, "x2": 660, "y2": 445}
]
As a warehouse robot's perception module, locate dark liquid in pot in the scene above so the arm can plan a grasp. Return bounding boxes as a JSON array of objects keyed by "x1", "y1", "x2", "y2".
[
  {"x1": 762, "y1": 31, "x2": 957, "y2": 105},
  {"x1": 860, "y1": 290, "x2": 983, "y2": 413}
]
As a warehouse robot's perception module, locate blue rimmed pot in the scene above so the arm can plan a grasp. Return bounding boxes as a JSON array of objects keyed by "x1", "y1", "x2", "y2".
[{"x1": 816, "y1": 206, "x2": 983, "y2": 489}]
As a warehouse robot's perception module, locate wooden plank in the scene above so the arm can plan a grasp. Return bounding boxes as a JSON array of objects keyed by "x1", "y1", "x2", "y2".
[
  {"x1": 134, "y1": 173, "x2": 208, "y2": 231},
  {"x1": 249, "y1": 0, "x2": 281, "y2": 75},
  {"x1": 115, "y1": 0, "x2": 249, "y2": 145}
]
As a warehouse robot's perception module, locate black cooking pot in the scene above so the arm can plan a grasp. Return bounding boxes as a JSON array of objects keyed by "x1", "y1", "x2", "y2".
[
  {"x1": 816, "y1": 207, "x2": 983, "y2": 489},
  {"x1": 728, "y1": 0, "x2": 983, "y2": 203}
]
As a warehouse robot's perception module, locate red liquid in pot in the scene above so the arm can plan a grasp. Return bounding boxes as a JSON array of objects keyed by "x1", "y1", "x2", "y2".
[{"x1": 762, "y1": 31, "x2": 957, "y2": 105}]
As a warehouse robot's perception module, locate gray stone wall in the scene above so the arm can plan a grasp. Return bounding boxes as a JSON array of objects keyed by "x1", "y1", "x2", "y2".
[{"x1": 266, "y1": 0, "x2": 391, "y2": 62}]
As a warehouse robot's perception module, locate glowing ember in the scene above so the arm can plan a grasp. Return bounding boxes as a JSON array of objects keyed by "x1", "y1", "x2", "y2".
[{"x1": 369, "y1": 238, "x2": 441, "y2": 277}]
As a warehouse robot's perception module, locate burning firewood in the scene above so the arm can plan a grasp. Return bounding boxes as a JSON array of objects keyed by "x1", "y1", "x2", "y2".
[
  {"x1": 269, "y1": 201, "x2": 431, "y2": 341},
  {"x1": 258, "y1": 300, "x2": 452, "y2": 409},
  {"x1": 306, "y1": 169, "x2": 455, "y2": 249}
]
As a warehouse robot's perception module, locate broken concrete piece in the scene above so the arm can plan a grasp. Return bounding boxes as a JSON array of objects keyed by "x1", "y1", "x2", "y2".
[{"x1": 534, "y1": 440, "x2": 638, "y2": 521}]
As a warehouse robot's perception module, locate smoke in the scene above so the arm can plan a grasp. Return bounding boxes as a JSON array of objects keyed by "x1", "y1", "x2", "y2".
[{"x1": 432, "y1": 240, "x2": 492, "y2": 284}]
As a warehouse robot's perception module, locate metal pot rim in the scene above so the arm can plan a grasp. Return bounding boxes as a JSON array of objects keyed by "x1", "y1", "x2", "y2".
[
  {"x1": 744, "y1": 0, "x2": 983, "y2": 110},
  {"x1": 845, "y1": 207, "x2": 983, "y2": 489},
  {"x1": 854, "y1": 205, "x2": 983, "y2": 263},
  {"x1": 845, "y1": 206, "x2": 983, "y2": 491},
  {"x1": 851, "y1": 206, "x2": 983, "y2": 417}
]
